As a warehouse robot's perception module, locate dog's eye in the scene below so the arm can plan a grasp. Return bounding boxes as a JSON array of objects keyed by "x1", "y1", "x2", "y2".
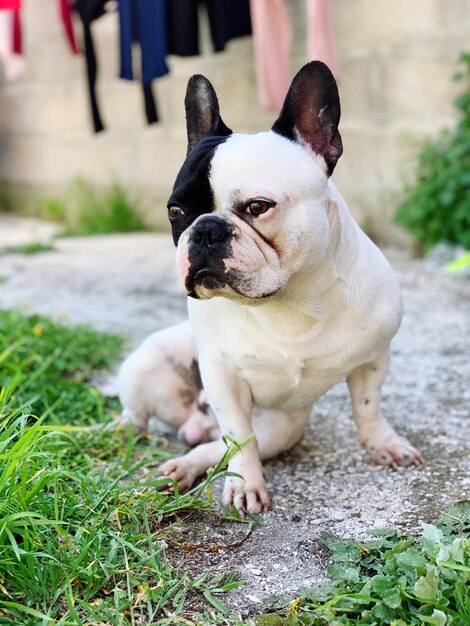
[
  {"x1": 168, "y1": 205, "x2": 184, "y2": 218},
  {"x1": 245, "y1": 200, "x2": 275, "y2": 216}
]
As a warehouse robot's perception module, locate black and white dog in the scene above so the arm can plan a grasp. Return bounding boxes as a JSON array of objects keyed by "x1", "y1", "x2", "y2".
[{"x1": 118, "y1": 62, "x2": 422, "y2": 515}]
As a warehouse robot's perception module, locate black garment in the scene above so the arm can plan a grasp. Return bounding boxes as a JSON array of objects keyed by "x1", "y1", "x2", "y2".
[
  {"x1": 75, "y1": 0, "x2": 162, "y2": 132},
  {"x1": 75, "y1": 0, "x2": 107, "y2": 132},
  {"x1": 168, "y1": 0, "x2": 251, "y2": 57}
]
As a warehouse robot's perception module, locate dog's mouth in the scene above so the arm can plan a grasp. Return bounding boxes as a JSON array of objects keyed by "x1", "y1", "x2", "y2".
[
  {"x1": 186, "y1": 266, "x2": 282, "y2": 301},
  {"x1": 186, "y1": 267, "x2": 226, "y2": 299}
]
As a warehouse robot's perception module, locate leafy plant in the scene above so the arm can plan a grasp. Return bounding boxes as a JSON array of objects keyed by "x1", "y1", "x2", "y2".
[
  {"x1": 395, "y1": 53, "x2": 470, "y2": 252},
  {"x1": 257, "y1": 502, "x2": 470, "y2": 625}
]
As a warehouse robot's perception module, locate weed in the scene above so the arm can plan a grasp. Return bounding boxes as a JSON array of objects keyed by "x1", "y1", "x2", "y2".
[{"x1": 257, "y1": 503, "x2": 470, "y2": 625}]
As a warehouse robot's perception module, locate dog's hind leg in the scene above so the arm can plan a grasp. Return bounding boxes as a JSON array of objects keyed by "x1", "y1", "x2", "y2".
[
  {"x1": 347, "y1": 348, "x2": 423, "y2": 468},
  {"x1": 117, "y1": 321, "x2": 217, "y2": 441}
]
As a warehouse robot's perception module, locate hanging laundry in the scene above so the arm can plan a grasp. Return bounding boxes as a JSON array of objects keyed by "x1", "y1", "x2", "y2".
[
  {"x1": 168, "y1": 0, "x2": 251, "y2": 57},
  {"x1": 59, "y1": 0, "x2": 80, "y2": 54},
  {"x1": 0, "y1": 1, "x2": 20, "y2": 8},
  {"x1": 75, "y1": 0, "x2": 109, "y2": 132},
  {"x1": 250, "y1": 0, "x2": 338, "y2": 111},
  {"x1": 249, "y1": 0, "x2": 291, "y2": 112},
  {"x1": 0, "y1": 0, "x2": 24, "y2": 81},
  {"x1": 306, "y1": 0, "x2": 338, "y2": 79},
  {"x1": 118, "y1": 0, "x2": 168, "y2": 125}
]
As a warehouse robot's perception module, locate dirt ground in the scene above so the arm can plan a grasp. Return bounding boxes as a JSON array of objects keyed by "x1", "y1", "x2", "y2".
[{"x1": 0, "y1": 214, "x2": 469, "y2": 616}]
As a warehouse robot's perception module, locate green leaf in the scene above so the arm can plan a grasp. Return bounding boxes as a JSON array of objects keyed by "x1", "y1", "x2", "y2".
[
  {"x1": 419, "y1": 608, "x2": 449, "y2": 625},
  {"x1": 203, "y1": 589, "x2": 229, "y2": 615},
  {"x1": 423, "y1": 525, "x2": 445, "y2": 549},
  {"x1": 414, "y1": 565, "x2": 440, "y2": 601},
  {"x1": 396, "y1": 549, "x2": 428, "y2": 570}
]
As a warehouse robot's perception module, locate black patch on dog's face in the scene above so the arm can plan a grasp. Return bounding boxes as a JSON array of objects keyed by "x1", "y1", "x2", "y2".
[
  {"x1": 184, "y1": 216, "x2": 237, "y2": 298},
  {"x1": 167, "y1": 134, "x2": 230, "y2": 246}
]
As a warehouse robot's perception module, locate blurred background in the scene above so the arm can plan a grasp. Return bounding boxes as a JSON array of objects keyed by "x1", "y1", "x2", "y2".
[{"x1": 0, "y1": 0, "x2": 469, "y2": 247}]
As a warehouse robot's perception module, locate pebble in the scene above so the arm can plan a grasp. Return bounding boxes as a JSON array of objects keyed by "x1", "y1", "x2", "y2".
[{"x1": 247, "y1": 595, "x2": 261, "y2": 603}]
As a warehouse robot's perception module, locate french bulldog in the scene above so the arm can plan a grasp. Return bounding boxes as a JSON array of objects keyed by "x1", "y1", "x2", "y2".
[{"x1": 118, "y1": 61, "x2": 422, "y2": 515}]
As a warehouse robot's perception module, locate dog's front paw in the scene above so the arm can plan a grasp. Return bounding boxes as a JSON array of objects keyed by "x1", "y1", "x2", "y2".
[
  {"x1": 363, "y1": 428, "x2": 423, "y2": 468},
  {"x1": 223, "y1": 475, "x2": 271, "y2": 515},
  {"x1": 158, "y1": 457, "x2": 197, "y2": 493}
]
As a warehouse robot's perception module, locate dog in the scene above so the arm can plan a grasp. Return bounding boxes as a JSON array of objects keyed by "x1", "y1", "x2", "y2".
[{"x1": 118, "y1": 61, "x2": 422, "y2": 515}]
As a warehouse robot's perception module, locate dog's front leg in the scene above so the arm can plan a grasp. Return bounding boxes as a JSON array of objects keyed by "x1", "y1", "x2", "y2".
[
  {"x1": 201, "y1": 359, "x2": 270, "y2": 515},
  {"x1": 347, "y1": 348, "x2": 423, "y2": 467}
]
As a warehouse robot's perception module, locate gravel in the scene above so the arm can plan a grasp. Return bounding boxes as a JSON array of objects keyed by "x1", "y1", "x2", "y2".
[{"x1": 1, "y1": 215, "x2": 469, "y2": 616}]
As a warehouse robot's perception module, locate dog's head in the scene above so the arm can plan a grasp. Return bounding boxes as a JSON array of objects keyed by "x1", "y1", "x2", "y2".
[{"x1": 167, "y1": 61, "x2": 343, "y2": 300}]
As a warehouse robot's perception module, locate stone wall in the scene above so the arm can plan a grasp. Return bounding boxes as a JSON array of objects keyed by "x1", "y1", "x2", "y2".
[{"x1": 0, "y1": 0, "x2": 469, "y2": 241}]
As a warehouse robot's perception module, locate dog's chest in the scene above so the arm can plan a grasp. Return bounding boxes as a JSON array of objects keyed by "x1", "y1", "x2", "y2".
[
  {"x1": 221, "y1": 312, "x2": 367, "y2": 411},
  {"x1": 235, "y1": 339, "x2": 346, "y2": 410},
  {"x1": 191, "y1": 298, "x2": 383, "y2": 412}
]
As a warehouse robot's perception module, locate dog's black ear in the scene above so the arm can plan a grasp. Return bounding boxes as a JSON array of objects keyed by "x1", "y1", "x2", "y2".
[
  {"x1": 272, "y1": 61, "x2": 342, "y2": 175},
  {"x1": 185, "y1": 75, "x2": 232, "y2": 155}
]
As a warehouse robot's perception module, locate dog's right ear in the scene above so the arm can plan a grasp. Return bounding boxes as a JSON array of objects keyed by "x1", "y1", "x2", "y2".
[
  {"x1": 272, "y1": 61, "x2": 342, "y2": 175},
  {"x1": 185, "y1": 75, "x2": 232, "y2": 155}
]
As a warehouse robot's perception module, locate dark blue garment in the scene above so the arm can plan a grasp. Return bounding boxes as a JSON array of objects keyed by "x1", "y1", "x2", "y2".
[
  {"x1": 168, "y1": 0, "x2": 252, "y2": 57},
  {"x1": 119, "y1": 0, "x2": 168, "y2": 83}
]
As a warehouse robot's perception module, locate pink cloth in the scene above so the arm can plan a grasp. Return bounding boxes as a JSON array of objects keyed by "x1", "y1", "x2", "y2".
[
  {"x1": 306, "y1": 0, "x2": 338, "y2": 78},
  {"x1": 250, "y1": 0, "x2": 338, "y2": 111},
  {"x1": 249, "y1": 0, "x2": 292, "y2": 111}
]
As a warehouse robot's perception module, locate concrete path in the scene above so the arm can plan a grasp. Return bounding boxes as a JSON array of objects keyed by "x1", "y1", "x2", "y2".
[{"x1": 1, "y1": 214, "x2": 469, "y2": 614}]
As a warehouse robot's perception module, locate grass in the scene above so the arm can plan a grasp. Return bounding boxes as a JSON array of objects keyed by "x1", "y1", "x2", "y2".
[
  {"x1": 0, "y1": 310, "x2": 249, "y2": 625},
  {"x1": 4, "y1": 242, "x2": 56, "y2": 255},
  {"x1": 37, "y1": 177, "x2": 150, "y2": 237},
  {"x1": 0, "y1": 309, "x2": 468, "y2": 625}
]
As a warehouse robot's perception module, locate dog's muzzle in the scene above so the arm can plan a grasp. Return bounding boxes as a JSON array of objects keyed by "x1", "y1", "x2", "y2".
[{"x1": 185, "y1": 216, "x2": 234, "y2": 297}]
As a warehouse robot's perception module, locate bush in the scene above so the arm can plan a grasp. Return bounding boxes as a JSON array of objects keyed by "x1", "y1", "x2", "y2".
[{"x1": 395, "y1": 53, "x2": 470, "y2": 253}]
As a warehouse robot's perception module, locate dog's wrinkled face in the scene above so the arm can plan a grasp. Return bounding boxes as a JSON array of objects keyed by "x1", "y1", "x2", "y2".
[{"x1": 168, "y1": 62, "x2": 343, "y2": 300}]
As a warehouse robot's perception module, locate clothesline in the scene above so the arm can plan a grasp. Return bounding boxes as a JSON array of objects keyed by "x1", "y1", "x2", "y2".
[{"x1": 0, "y1": 0, "x2": 337, "y2": 133}]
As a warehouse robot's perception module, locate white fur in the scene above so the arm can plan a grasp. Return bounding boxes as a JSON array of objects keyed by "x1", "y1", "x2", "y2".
[{"x1": 118, "y1": 130, "x2": 422, "y2": 515}]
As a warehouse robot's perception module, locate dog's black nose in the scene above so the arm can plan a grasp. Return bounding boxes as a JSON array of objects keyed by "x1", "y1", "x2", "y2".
[{"x1": 191, "y1": 216, "x2": 230, "y2": 249}]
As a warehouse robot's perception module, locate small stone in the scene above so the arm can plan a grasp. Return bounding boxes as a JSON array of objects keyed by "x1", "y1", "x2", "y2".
[
  {"x1": 247, "y1": 595, "x2": 261, "y2": 603},
  {"x1": 330, "y1": 511, "x2": 346, "y2": 521},
  {"x1": 373, "y1": 518, "x2": 387, "y2": 527},
  {"x1": 250, "y1": 568, "x2": 262, "y2": 576}
]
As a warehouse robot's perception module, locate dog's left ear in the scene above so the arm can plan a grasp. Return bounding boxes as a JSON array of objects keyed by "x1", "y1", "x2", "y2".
[
  {"x1": 185, "y1": 74, "x2": 232, "y2": 155},
  {"x1": 272, "y1": 61, "x2": 342, "y2": 175}
]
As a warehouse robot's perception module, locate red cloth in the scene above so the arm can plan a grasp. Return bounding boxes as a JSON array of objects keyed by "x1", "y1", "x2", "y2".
[
  {"x1": 0, "y1": 1, "x2": 21, "y2": 9},
  {"x1": 12, "y1": 8, "x2": 20, "y2": 52},
  {"x1": 58, "y1": 0, "x2": 79, "y2": 54}
]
